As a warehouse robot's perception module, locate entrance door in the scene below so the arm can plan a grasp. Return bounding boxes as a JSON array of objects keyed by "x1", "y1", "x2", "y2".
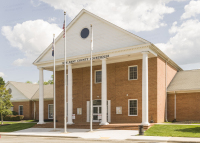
[{"x1": 93, "y1": 106, "x2": 101, "y2": 122}]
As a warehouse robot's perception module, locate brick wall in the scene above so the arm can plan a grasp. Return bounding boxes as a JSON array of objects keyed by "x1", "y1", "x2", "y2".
[
  {"x1": 168, "y1": 92, "x2": 200, "y2": 121},
  {"x1": 12, "y1": 101, "x2": 32, "y2": 119},
  {"x1": 157, "y1": 57, "x2": 177, "y2": 123},
  {"x1": 35, "y1": 100, "x2": 53, "y2": 120}
]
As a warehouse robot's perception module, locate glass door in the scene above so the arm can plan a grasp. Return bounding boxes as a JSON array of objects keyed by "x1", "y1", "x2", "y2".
[{"x1": 93, "y1": 106, "x2": 101, "y2": 122}]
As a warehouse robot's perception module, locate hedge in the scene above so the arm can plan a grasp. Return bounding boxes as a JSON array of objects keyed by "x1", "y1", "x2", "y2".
[{"x1": 3, "y1": 115, "x2": 24, "y2": 121}]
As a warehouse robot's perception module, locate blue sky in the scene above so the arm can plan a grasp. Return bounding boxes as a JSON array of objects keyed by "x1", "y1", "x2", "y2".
[{"x1": 0, "y1": 0, "x2": 200, "y2": 83}]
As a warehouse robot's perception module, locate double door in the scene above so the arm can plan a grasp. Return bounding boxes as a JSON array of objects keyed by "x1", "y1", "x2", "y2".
[{"x1": 93, "y1": 106, "x2": 101, "y2": 122}]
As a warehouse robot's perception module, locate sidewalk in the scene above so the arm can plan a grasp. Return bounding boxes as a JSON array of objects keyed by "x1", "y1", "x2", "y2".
[{"x1": 1, "y1": 128, "x2": 200, "y2": 142}]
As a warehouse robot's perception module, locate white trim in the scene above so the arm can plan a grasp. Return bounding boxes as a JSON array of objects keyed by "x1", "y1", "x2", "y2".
[
  {"x1": 18, "y1": 105, "x2": 23, "y2": 115},
  {"x1": 95, "y1": 70, "x2": 102, "y2": 84},
  {"x1": 128, "y1": 65, "x2": 138, "y2": 80},
  {"x1": 128, "y1": 99, "x2": 138, "y2": 116},
  {"x1": 48, "y1": 104, "x2": 54, "y2": 119}
]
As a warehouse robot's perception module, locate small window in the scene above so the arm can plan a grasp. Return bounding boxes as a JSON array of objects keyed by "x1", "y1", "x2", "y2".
[
  {"x1": 128, "y1": 66, "x2": 138, "y2": 80},
  {"x1": 48, "y1": 104, "x2": 53, "y2": 119},
  {"x1": 95, "y1": 70, "x2": 102, "y2": 83},
  {"x1": 10, "y1": 106, "x2": 14, "y2": 111},
  {"x1": 128, "y1": 99, "x2": 138, "y2": 116},
  {"x1": 19, "y1": 105, "x2": 23, "y2": 115}
]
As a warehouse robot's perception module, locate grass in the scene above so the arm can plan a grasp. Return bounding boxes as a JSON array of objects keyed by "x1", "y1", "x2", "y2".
[
  {"x1": 0, "y1": 120, "x2": 36, "y2": 132},
  {"x1": 145, "y1": 124, "x2": 200, "y2": 137}
]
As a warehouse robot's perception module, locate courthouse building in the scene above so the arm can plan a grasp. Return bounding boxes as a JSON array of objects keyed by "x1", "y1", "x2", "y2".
[{"x1": 32, "y1": 9, "x2": 200, "y2": 126}]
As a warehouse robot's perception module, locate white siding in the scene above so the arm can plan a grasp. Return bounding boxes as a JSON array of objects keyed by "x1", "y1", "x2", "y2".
[
  {"x1": 6, "y1": 83, "x2": 29, "y2": 101},
  {"x1": 39, "y1": 13, "x2": 145, "y2": 63}
]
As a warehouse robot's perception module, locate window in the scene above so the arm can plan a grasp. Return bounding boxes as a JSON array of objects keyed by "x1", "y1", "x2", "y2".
[
  {"x1": 19, "y1": 105, "x2": 23, "y2": 115},
  {"x1": 10, "y1": 106, "x2": 13, "y2": 111},
  {"x1": 128, "y1": 99, "x2": 138, "y2": 116},
  {"x1": 48, "y1": 104, "x2": 53, "y2": 119},
  {"x1": 95, "y1": 70, "x2": 102, "y2": 83},
  {"x1": 128, "y1": 66, "x2": 138, "y2": 80}
]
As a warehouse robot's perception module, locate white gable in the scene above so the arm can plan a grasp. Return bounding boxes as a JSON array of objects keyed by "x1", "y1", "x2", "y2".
[
  {"x1": 38, "y1": 12, "x2": 146, "y2": 63},
  {"x1": 6, "y1": 83, "x2": 29, "y2": 102}
]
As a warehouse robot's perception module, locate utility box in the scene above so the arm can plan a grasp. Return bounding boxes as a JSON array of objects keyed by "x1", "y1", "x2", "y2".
[{"x1": 138, "y1": 125, "x2": 144, "y2": 135}]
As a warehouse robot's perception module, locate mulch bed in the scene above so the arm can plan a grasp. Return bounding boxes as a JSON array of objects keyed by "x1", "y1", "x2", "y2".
[{"x1": 0, "y1": 124, "x2": 10, "y2": 126}]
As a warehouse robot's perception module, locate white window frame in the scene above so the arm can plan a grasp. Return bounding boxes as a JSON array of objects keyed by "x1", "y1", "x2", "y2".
[
  {"x1": 95, "y1": 70, "x2": 102, "y2": 84},
  {"x1": 128, "y1": 65, "x2": 138, "y2": 80},
  {"x1": 10, "y1": 106, "x2": 14, "y2": 111},
  {"x1": 19, "y1": 105, "x2": 23, "y2": 115},
  {"x1": 48, "y1": 104, "x2": 54, "y2": 119},
  {"x1": 128, "y1": 99, "x2": 138, "y2": 116}
]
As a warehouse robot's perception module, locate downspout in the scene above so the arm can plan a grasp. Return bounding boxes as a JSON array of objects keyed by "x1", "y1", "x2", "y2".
[
  {"x1": 165, "y1": 60, "x2": 169, "y2": 122},
  {"x1": 34, "y1": 101, "x2": 36, "y2": 120},
  {"x1": 174, "y1": 91, "x2": 176, "y2": 122}
]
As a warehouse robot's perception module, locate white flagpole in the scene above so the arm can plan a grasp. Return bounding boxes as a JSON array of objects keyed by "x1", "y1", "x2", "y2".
[
  {"x1": 53, "y1": 34, "x2": 56, "y2": 130},
  {"x1": 64, "y1": 11, "x2": 67, "y2": 133},
  {"x1": 90, "y1": 24, "x2": 93, "y2": 132}
]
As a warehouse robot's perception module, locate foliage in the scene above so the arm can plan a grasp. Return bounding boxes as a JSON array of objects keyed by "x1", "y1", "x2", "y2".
[
  {"x1": 0, "y1": 85, "x2": 13, "y2": 125},
  {"x1": 26, "y1": 81, "x2": 32, "y2": 84},
  {"x1": 0, "y1": 77, "x2": 5, "y2": 86},
  {"x1": 12, "y1": 111, "x2": 18, "y2": 115},
  {"x1": 145, "y1": 125, "x2": 200, "y2": 137},
  {"x1": 4, "y1": 115, "x2": 24, "y2": 121},
  {"x1": 43, "y1": 81, "x2": 49, "y2": 85},
  {"x1": 47, "y1": 75, "x2": 54, "y2": 84},
  {"x1": 0, "y1": 123, "x2": 36, "y2": 132}
]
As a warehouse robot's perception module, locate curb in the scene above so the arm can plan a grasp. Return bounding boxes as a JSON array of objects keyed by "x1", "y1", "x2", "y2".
[{"x1": 0, "y1": 134, "x2": 79, "y2": 139}]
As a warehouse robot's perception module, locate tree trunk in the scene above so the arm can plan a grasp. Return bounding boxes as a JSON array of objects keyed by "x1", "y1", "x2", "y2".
[{"x1": 1, "y1": 112, "x2": 3, "y2": 125}]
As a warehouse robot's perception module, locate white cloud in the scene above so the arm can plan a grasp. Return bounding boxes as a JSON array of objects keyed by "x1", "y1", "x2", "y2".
[
  {"x1": 0, "y1": 72, "x2": 5, "y2": 77},
  {"x1": 1, "y1": 20, "x2": 62, "y2": 66},
  {"x1": 181, "y1": 0, "x2": 200, "y2": 19},
  {"x1": 156, "y1": 19, "x2": 200, "y2": 65},
  {"x1": 48, "y1": 17, "x2": 57, "y2": 22},
  {"x1": 31, "y1": 0, "x2": 41, "y2": 7},
  {"x1": 40, "y1": 0, "x2": 176, "y2": 32}
]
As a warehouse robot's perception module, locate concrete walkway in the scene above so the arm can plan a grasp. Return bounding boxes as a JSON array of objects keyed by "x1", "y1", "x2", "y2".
[{"x1": 1, "y1": 128, "x2": 200, "y2": 142}]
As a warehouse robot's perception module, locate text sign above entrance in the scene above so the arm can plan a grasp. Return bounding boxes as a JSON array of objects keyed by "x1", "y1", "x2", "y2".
[{"x1": 62, "y1": 55, "x2": 109, "y2": 64}]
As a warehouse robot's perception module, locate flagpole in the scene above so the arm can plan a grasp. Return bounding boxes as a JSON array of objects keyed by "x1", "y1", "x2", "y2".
[
  {"x1": 90, "y1": 24, "x2": 93, "y2": 132},
  {"x1": 53, "y1": 34, "x2": 56, "y2": 130},
  {"x1": 64, "y1": 11, "x2": 67, "y2": 133}
]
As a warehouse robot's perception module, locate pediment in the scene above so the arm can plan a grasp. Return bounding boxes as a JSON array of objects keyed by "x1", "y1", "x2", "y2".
[{"x1": 35, "y1": 9, "x2": 149, "y2": 64}]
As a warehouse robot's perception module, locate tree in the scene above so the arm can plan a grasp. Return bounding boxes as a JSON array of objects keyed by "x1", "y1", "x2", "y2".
[
  {"x1": 0, "y1": 85, "x2": 12, "y2": 125},
  {"x1": 0, "y1": 77, "x2": 5, "y2": 86},
  {"x1": 26, "y1": 81, "x2": 32, "y2": 84},
  {"x1": 48, "y1": 75, "x2": 54, "y2": 84}
]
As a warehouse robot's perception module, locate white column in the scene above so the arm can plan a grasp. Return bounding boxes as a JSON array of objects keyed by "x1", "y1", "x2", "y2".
[
  {"x1": 67, "y1": 64, "x2": 73, "y2": 124},
  {"x1": 100, "y1": 58, "x2": 109, "y2": 125},
  {"x1": 38, "y1": 67, "x2": 44, "y2": 124},
  {"x1": 141, "y1": 52, "x2": 150, "y2": 126}
]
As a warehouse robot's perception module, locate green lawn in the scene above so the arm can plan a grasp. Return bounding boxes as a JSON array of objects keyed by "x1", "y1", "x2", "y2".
[
  {"x1": 145, "y1": 125, "x2": 200, "y2": 137},
  {"x1": 0, "y1": 122, "x2": 36, "y2": 132}
]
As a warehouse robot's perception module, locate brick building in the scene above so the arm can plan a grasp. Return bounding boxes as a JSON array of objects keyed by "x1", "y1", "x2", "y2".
[
  {"x1": 5, "y1": 81, "x2": 53, "y2": 120},
  {"x1": 31, "y1": 9, "x2": 199, "y2": 126}
]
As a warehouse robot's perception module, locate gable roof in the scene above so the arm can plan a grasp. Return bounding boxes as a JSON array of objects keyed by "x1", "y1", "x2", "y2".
[
  {"x1": 167, "y1": 69, "x2": 200, "y2": 93},
  {"x1": 33, "y1": 9, "x2": 150, "y2": 64},
  {"x1": 32, "y1": 84, "x2": 53, "y2": 100},
  {"x1": 6, "y1": 81, "x2": 39, "y2": 99}
]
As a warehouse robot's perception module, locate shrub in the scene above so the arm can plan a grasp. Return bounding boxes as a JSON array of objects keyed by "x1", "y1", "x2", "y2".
[
  {"x1": 3, "y1": 115, "x2": 24, "y2": 121},
  {"x1": 12, "y1": 111, "x2": 18, "y2": 115}
]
